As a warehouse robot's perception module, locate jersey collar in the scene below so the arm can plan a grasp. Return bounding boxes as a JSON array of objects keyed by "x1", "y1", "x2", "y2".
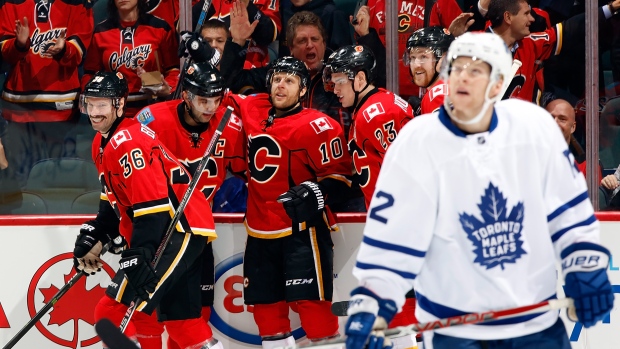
[{"x1": 437, "y1": 105, "x2": 498, "y2": 138}]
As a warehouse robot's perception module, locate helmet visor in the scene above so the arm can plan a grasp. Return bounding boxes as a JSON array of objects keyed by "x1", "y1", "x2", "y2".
[
  {"x1": 80, "y1": 95, "x2": 114, "y2": 115},
  {"x1": 404, "y1": 47, "x2": 436, "y2": 66}
]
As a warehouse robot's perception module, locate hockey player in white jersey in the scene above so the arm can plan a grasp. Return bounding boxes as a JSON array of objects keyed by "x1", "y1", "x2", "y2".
[{"x1": 344, "y1": 32, "x2": 614, "y2": 349}]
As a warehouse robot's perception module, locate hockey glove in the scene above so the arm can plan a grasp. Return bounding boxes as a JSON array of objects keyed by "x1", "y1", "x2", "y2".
[
  {"x1": 73, "y1": 220, "x2": 106, "y2": 275},
  {"x1": 119, "y1": 248, "x2": 160, "y2": 302},
  {"x1": 278, "y1": 181, "x2": 325, "y2": 223},
  {"x1": 178, "y1": 31, "x2": 220, "y2": 66},
  {"x1": 562, "y1": 242, "x2": 614, "y2": 328},
  {"x1": 345, "y1": 287, "x2": 398, "y2": 349},
  {"x1": 108, "y1": 234, "x2": 128, "y2": 255}
]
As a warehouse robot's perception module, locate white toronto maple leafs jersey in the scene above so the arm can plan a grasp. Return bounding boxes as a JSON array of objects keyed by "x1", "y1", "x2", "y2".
[{"x1": 353, "y1": 99, "x2": 600, "y2": 340}]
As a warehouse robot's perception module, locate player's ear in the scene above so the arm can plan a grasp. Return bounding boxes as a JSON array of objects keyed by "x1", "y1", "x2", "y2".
[
  {"x1": 117, "y1": 98, "x2": 125, "y2": 116},
  {"x1": 489, "y1": 78, "x2": 504, "y2": 99},
  {"x1": 299, "y1": 86, "x2": 307, "y2": 99}
]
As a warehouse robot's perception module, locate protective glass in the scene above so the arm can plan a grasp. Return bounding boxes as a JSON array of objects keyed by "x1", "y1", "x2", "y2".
[
  {"x1": 404, "y1": 48, "x2": 436, "y2": 66},
  {"x1": 448, "y1": 61, "x2": 489, "y2": 79},
  {"x1": 188, "y1": 93, "x2": 221, "y2": 115},
  {"x1": 80, "y1": 96, "x2": 114, "y2": 115}
]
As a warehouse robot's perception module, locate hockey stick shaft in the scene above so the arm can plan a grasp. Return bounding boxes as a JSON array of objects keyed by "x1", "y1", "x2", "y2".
[
  {"x1": 119, "y1": 106, "x2": 234, "y2": 332},
  {"x1": 500, "y1": 59, "x2": 522, "y2": 100},
  {"x1": 171, "y1": 0, "x2": 214, "y2": 100},
  {"x1": 286, "y1": 298, "x2": 573, "y2": 349},
  {"x1": 2, "y1": 242, "x2": 113, "y2": 349}
]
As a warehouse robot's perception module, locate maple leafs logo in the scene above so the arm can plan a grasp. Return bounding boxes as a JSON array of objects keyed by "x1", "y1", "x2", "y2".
[{"x1": 459, "y1": 183, "x2": 527, "y2": 270}]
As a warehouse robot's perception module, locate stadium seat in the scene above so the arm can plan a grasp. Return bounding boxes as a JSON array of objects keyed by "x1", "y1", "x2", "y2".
[
  {"x1": 11, "y1": 192, "x2": 48, "y2": 214},
  {"x1": 25, "y1": 158, "x2": 101, "y2": 214},
  {"x1": 71, "y1": 190, "x2": 101, "y2": 214}
]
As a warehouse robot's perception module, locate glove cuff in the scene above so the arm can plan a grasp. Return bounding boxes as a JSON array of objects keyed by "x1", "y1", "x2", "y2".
[
  {"x1": 349, "y1": 287, "x2": 398, "y2": 323},
  {"x1": 122, "y1": 247, "x2": 153, "y2": 261},
  {"x1": 81, "y1": 219, "x2": 110, "y2": 244},
  {"x1": 561, "y1": 242, "x2": 610, "y2": 277},
  {"x1": 301, "y1": 181, "x2": 325, "y2": 211}
]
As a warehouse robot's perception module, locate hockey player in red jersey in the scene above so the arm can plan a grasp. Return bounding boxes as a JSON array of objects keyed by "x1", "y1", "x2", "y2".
[
  {"x1": 404, "y1": 27, "x2": 455, "y2": 115},
  {"x1": 82, "y1": 0, "x2": 179, "y2": 117},
  {"x1": 365, "y1": 0, "x2": 462, "y2": 98},
  {"x1": 134, "y1": 61, "x2": 245, "y2": 349},
  {"x1": 236, "y1": 57, "x2": 352, "y2": 349},
  {"x1": 73, "y1": 71, "x2": 222, "y2": 349},
  {"x1": 324, "y1": 45, "x2": 413, "y2": 209},
  {"x1": 324, "y1": 45, "x2": 417, "y2": 349}
]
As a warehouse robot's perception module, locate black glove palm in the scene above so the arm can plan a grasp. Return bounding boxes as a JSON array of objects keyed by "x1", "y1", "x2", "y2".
[
  {"x1": 119, "y1": 248, "x2": 160, "y2": 302},
  {"x1": 178, "y1": 31, "x2": 217, "y2": 64},
  {"x1": 278, "y1": 181, "x2": 325, "y2": 223}
]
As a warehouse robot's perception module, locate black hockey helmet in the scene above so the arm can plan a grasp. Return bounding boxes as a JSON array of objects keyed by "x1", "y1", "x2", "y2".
[
  {"x1": 83, "y1": 71, "x2": 129, "y2": 99},
  {"x1": 404, "y1": 26, "x2": 454, "y2": 64},
  {"x1": 266, "y1": 56, "x2": 310, "y2": 92},
  {"x1": 182, "y1": 61, "x2": 225, "y2": 98},
  {"x1": 323, "y1": 45, "x2": 376, "y2": 85}
]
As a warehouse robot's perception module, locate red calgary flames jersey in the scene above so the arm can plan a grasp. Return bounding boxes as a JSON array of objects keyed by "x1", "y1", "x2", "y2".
[
  {"x1": 235, "y1": 94, "x2": 351, "y2": 238},
  {"x1": 92, "y1": 118, "x2": 216, "y2": 244},
  {"x1": 497, "y1": 26, "x2": 561, "y2": 104},
  {"x1": 420, "y1": 79, "x2": 448, "y2": 114},
  {"x1": 0, "y1": 0, "x2": 93, "y2": 122},
  {"x1": 367, "y1": 0, "x2": 461, "y2": 98},
  {"x1": 82, "y1": 15, "x2": 179, "y2": 117},
  {"x1": 134, "y1": 96, "x2": 245, "y2": 204},
  {"x1": 348, "y1": 89, "x2": 413, "y2": 208}
]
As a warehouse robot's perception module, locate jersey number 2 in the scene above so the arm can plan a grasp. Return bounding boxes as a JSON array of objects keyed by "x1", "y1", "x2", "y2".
[{"x1": 368, "y1": 191, "x2": 394, "y2": 224}]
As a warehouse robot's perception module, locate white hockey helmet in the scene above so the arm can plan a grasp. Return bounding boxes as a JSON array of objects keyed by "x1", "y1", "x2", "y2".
[
  {"x1": 441, "y1": 32, "x2": 512, "y2": 125},
  {"x1": 442, "y1": 32, "x2": 513, "y2": 92}
]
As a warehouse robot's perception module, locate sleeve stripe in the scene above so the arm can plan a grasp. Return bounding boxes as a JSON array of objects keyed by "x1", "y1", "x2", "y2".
[
  {"x1": 355, "y1": 261, "x2": 417, "y2": 280},
  {"x1": 362, "y1": 235, "x2": 426, "y2": 258},
  {"x1": 551, "y1": 214, "x2": 597, "y2": 242},
  {"x1": 555, "y1": 22, "x2": 563, "y2": 56},
  {"x1": 547, "y1": 191, "x2": 589, "y2": 222}
]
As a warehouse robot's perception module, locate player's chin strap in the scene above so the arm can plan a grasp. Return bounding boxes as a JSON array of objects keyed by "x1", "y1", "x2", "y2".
[
  {"x1": 353, "y1": 81, "x2": 371, "y2": 110},
  {"x1": 444, "y1": 79, "x2": 498, "y2": 126}
]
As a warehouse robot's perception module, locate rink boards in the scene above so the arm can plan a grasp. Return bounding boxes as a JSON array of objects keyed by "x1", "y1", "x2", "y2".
[{"x1": 0, "y1": 212, "x2": 619, "y2": 349}]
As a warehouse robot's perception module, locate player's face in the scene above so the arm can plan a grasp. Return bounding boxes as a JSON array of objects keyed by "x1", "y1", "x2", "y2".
[
  {"x1": 547, "y1": 100, "x2": 576, "y2": 143},
  {"x1": 509, "y1": 2, "x2": 535, "y2": 39},
  {"x1": 289, "y1": 25, "x2": 326, "y2": 73},
  {"x1": 290, "y1": 0, "x2": 311, "y2": 5},
  {"x1": 331, "y1": 72, "x2": 355, "y2": 108},
  {"x1": 184, "y1": 92, "x2": 222, "y2": 124},
  {"x1": 270, "y1": 72, "x2": 304, "y2": 109},
  {"x1": 447, "y1": 57, "x2": 493, "y2": 116},
  {"x1": 408, "y1": 47, "x2": 438, "y2": 87},
  {"x1": 201, "y1": 27, "x2": 227, "y2": 66},
  {"x1": 85, "y1": 97, "x2": 120, "y2": 135},
  {"x1": 115, "y1": 0, "x2": 138, "y2": 12}
]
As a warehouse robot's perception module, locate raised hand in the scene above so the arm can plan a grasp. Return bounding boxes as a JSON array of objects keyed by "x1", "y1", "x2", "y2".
[
  {"x1": 448, "y1": 13, "x2": 475, "y2": 38},
  {"x1": 350, "y1": 5, "x2": 370, "y2": 37},
  {"x1": 15, "y1": 17, "x2": 30, "y2": 49},
  {"x1": 229, "y1": 0, "x2": 258, "y2": 46}
]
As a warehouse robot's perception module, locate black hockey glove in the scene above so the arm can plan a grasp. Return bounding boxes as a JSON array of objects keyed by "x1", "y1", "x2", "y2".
[
  {"x1": 178, "y1": 31, "x2": 220, "y2": 66},
  {"x1": 277, "y1": 181, "x2": 325, "y2": 223},
  {"x1": 107, "y1": 233, "x2": 128, "y2": 255},
  {"x1": 73, "y1": 220, "x2": 107, "y2": 275},
  {"x1": 407, "y1": 96, "x2": 422, "y2": 116},
  {"x1": 119, "y1": 248, "x2": 160, "y2": 302}
]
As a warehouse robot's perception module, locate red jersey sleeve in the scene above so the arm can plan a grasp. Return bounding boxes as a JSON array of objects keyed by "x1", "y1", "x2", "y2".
[
  {"x1": 253, "y1": 0, "x2": 281, "y2": 32},
  {"x1": 429, "y1": 0, "x2": 462, "y2": 28},
  {"x1": 160, "y1": 25, "x2": 180, "y2": 91},
  {"x1": 82, "y1": 33, "x2": 103, "y2": 88},
  {"x1": 59, "y1": 0, "x2": 94, "y2": 67},
  {"x1": 0, "y1": 5, "x2": 29, "y2": 65}
]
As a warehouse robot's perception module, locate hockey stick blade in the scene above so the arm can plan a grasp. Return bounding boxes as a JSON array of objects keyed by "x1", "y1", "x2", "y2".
[
  {"x1": 331, "y1": 300, "x2": 349, "y2": 316},
  {"x1": 2, "y1": 242, "x2": 113, "y2": 349},
  {"x1": 279, "y1": 298, "x2": 574, "y2": 349},
  {"x1": 118, "y1": 106, "x2": 234, "y2": 332},
  {"x1": 96, "y1": 319, "x2": 140, "y2": 349}
]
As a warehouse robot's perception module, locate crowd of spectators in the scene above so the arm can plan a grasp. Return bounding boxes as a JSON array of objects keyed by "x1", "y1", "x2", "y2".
[{"x1": 1, "y1": 0, "x2": 620, "y2": 214}]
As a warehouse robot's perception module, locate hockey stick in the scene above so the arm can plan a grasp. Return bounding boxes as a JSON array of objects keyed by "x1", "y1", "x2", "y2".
[
  {"x1": 293, "y1": 298, "x2": 573, "y2": 349},
  {"x1": 171, "y1": 0, "x2": 214, "y2": 100},
  {"x1": 500, "y1": 59, "x2": 522, "y2": 100},
  {"x1": 96, "y1": 318, "x2": 140, "y2": 349},
  {"x1": 119, "y1": 106, "x2": 234, "y2": 332},
  {"x1": 2, "y1": 241, "x2": 115, "y2": 349}
]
